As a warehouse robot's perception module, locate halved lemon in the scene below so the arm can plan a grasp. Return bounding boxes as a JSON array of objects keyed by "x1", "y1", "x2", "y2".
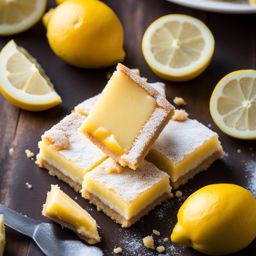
[
  {"x1": 142, "y1": 14, "x2": 215, "y2": 81},
  {"x1": 210, "y1": 70, "x2": 256, "y2": 139},
  {"x1": 0, "y1": 0, "x2": 47, "y2": 36},
  {"x1": 0, "y1": 40, "x2": 62, "y2": 111}
]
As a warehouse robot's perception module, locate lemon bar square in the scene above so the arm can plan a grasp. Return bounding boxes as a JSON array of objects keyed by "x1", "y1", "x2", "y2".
[
  {"x1": 37, "y1": 113, "x2": 107, "y2": 192},
  {"x1": 0, "y1": 215, "x2": 5, "y2": 256},
  {"x1": 80, "y1": 64, "x2": 174, "y2": 170},
  {"x1": 147, "y1": 119, "x2": 224, "y2": 189},
  {"x1": 82, "y1": 159, "x2": 172, "y2": 227},
  {"x1": 42, "y1": 185, "x2": 100, "y2": 244}
]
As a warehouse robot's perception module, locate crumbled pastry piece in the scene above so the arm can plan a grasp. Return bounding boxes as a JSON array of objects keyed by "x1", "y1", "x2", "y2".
[
  {"x1": 25, "y1": 149, "x2": 35, "y2": 159},
  {"x1": 163, "y1": 237, "x2": 168, "y2": 242},
  {"x1": 156, "y1": 245, "x2": 165, "y2": 253},
  {"x1": 173, "y1": 97, "x2": 186, "y2": 106},
  {"x1": 103, "y1": 158, "x2": 123, "y2": 174},
  {"x1": 143, "y1": 235, "x2": 155, "y2": 250},
  {"x1": 9, "y1": 147, "x2": 14, "y2": 156},
  {"x1": 175, "y1": 190, "x2": 183, "y2": 198},
  {"x1": 172, "y1": 109, "x2": 189, "y2": 122},
  {"x1": 25, "y1": 182, "x2": 33, "y2": 189},
  {"x1": 113, "y1": 247, "x2": 122, "y2": 254},
  {"x1": 153, "y1": 229, "x2": 160, "y2": 236}
]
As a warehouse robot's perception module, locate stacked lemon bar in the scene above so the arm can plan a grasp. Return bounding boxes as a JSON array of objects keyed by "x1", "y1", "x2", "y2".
[{"x1": 37, "y1": 63, "x2": 223, "y2": 232}]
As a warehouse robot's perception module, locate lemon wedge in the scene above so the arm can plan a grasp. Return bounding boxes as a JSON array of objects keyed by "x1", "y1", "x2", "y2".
[
  {"x1": 0, "y1": 0, "x2": 47, "y2": 36},
  {"x1": 142, "y1": 14, "x2": 215, "y2": 81},
  {"x1": 210, "y1": 70, "x2": 256, "y2": 139},
  {"x1": 171, "y1": 184, "x2": 256, "y2": 255},
  {"x1": 0, "y1": 40, "x2": 62, "y2": 111}
]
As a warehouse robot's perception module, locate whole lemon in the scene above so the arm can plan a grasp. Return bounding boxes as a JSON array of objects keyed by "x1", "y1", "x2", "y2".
[
  {"x1": 171, "y1": 184, "x2": 256, "y2": 255},
  {"x1": 44, "y1": 0, "x2": 125, "y2": 68}
]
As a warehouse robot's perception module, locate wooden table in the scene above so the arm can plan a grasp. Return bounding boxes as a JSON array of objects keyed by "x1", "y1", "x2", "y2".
[{"x1": 0, "y1": 0, "x2": 255, "y2": 255}]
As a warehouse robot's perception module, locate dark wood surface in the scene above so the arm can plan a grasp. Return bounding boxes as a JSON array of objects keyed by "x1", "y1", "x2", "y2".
[{"x1": 0, "y1": 0, "x2": 255, "y2": 255}]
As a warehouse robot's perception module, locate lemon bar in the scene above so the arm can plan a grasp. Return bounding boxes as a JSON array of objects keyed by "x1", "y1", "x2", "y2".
[
  {"x1": 0, "y1": 215, "x2": 5, "y2": 256},
  {"x1": 42, "y1": 185, "x2": 100, "y2": 244},
  {"x1": 147, "y1": 119, "x2": 224, "y2": 189},
  {"x1": 82, "y1": 159, "x2": 171, "y2": 227},
  {"x1": 37, "y1": 113, "x2": 107, "y2": 192},
  {"x1": 75, "y1": 82, "x2": 166, "y2": 117},
  {"x1": 80, "y1": 64, "x2": 174, "y2": 170}
]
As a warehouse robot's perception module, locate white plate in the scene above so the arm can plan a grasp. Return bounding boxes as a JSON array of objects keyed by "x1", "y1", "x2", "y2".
[{"x1": 167, "y1": 0, "x2": 256, "y2": 14}]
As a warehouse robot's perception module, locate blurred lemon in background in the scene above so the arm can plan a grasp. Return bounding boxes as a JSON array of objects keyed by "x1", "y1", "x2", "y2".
[
  {"x1": 44, "y1": 0, "x2": 125, "y2": 68},
  {"x1": 142, "y1": 14, "x2": 214, "y2": 81},
  {"x1": 0, "y1": 0, "x2": 47, "y2": 36},
  {"x1": 171, "y1": 184, "x2": 256, "y2": 255}
]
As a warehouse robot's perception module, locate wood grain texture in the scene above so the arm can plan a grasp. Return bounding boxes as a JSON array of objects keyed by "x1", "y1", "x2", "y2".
[{"x1": 0, "y1": 0, "x2": 255, "y2": 255}]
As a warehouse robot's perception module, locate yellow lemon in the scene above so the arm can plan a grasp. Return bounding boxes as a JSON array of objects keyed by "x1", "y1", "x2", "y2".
[
  {"x1": 142, "y1": 14, "x2": 214, "y2": 81},
  {"x1": 44, "y1": 0, "x2": 125, "y2": 68},
  {"x1": 210, "y1": 70, "x2": 256, "y2": 139},
  {"x1": 0, "y1": 215, "x2": 5, "y2": 256},
  {"x1": 0, "y1": 40, "x2": 62, "y2": 111},
  {"x1": 171, "y1": 184, "x2": 256, "y2": 255}
]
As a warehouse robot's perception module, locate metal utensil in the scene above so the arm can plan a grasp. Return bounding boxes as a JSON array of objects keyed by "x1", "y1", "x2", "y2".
[{"x1": 0, "y1": 204, "x2": 103, "y2": 256}]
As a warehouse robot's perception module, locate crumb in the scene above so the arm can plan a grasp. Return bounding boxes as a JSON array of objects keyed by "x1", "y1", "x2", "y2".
[
  {"x1": 207, "y1": 123, "x2": 212, "y2": 128},
  {"x1": 9, "y1": 147, "x2": 14, "y2": 156},
  {"x1": 113, "y1": 247, "x2": 122, "y2": 254},
  {"x1": 156, "y1": 245, "x2": 165, "y2": 253},
  {"x1": 143, "y1": 235, "x2": 155, "y2": 250},
  {"x1": 74, "y1": 197, "x2": 78, "y2": 200},
  {"x1": 163, "y1": 237, "x2": 168, "y2": 242},
  {"x1": 25, "y1": 182, "x2": 33, "y2": 189},
  {"x1": 106, "y1": 72, "x2": 112, "y2": 80},
  {"x1": 25, "y1": 149, "x2": 35, "y2": 159},
  {"x1": 237, "y1": 149, "x2": 241, "y2": 153},
  {"x1": 104, "y1": 159, "x2": 123, "y2": 174},
  {"x1": 172, "y1": 109, "x2": 189, "y2": 121},
  {"x1": 175, "y1": 190, "x2": 183, "y2": 198},
  {"x1": 152, "y1": 229, "x2": 160, "y2": 236},
  {"x1": 173, "y1": 97, "x2": 186, "y2": 106}
]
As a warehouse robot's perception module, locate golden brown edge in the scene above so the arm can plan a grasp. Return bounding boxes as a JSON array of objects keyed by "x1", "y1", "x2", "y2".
[
  {"x1": 37, "y1": 156, "x2": 82, "y2": 193},
  {"x1": 171, "y1": 149, "x2": 224, "y2": 189},
  {"x1": 82, "y1": 191, "x2": 171, "y2": 228}
]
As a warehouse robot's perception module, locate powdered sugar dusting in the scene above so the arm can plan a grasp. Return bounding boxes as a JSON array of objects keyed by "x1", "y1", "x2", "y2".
[
  {"x1": 85, "y1": 159, "x2": 170, "y2": 202},
  {"x1": 152, "y1": 119, "x2": 220, "y2": 164},
  {"x1": 41, "y1": 113, "x2": 106, "y2": 171},
  {"x1": 122, "y1": 108, "x2": 169, "y2": 167},
  {"x1": 244, "y1": 160, "x2": 256, "y2": 196}
]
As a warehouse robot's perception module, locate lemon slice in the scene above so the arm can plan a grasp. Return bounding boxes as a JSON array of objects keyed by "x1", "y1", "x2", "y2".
[
  {"x1": 0, "y1": 0, "x2": 47, "y2": 36},
  {"x1": 142, "y1": 14, "x2": 215, "y2": 81},
  {"x1": 210, "y1": 70, "x2": 256, "y2": 139},
  {"x1": 0, "y1": 40, "x2": 62, "y2": 111}
]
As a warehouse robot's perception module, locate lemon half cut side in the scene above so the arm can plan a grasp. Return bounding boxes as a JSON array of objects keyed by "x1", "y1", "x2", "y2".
[
  {"x1": 0, "y1": 0, "x2": 47, "y2": 36},
  {"x1": 210, "y1": 70, "x2": 256, "y2": 139},
  {"x1": 0, "y1": 40, "x2": 62, "y2": 111},
  {"x1": 142, "y1": 14, "x2": 215, "y2": 81}
]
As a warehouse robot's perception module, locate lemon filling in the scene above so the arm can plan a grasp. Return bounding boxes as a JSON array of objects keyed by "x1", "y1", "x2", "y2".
[
  {"x1": 81, "y1": 68, "x2": 156, "y2": 155},
  {"x1": 43, "y1": 185, "x2": 100, "y2": 241}
]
